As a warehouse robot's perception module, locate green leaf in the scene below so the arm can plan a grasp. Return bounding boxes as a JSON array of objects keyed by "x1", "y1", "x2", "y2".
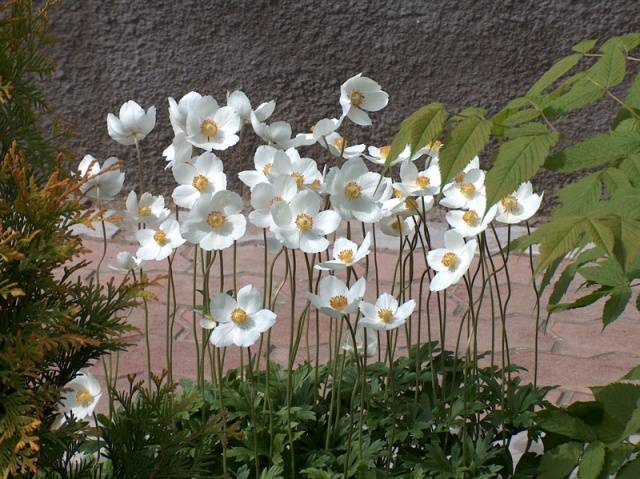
[
  {"x1": 438, "y1": 114, "x2": 492, "y2": 185},
  {"x1": 553, "y1": 174, "x2": 603, "y2": 217},
  {"x1": 592, "y1": 383, "x2": 640, "y2": 425},
  {"x1": 545, "y1": 131, "x2": 640, "y2": 173},
  {"x1": 579, "y1": 260, "x2": 627, "y2": 288},
  {"x1": 527, "y1": 53, "x2": 583, "y2": 97},
  {"x1": 572, "y1": 39, "x2": 597, "y2": 54},
  {"x1": 538, "y1": 442, "x2": 582, "y2": 479},
  {"x1": 485, "y1": 128, "x2": 558, "y2": 208},
  {"x1": 614, "y1": 72, "x2": 640, "y2": 128},
  {"x1": 583, "y1": 218, "x2": 616, "y2": 258},
  {"x1": 622, "y1": 365, "x2": 640, "y2": 380},
  {"x1": 578, "y1": 441, "x2": 605, "y2": 479},
  {"x1": 618, "y1": 459, "x2": 640, "y2": 479},
  {"x1": 548, "y1": 288, "x2": 610, "y2": 313},
  {"x1": 535, "y1": 216, "x2": 587, "y2": 271},
  {"x1": 602, "y1": 286, "x2": 632, "y2": 327},
  {"x1": 620, "y1": 155, "x2": 640, "y2": 187},
  {"x1": 386, "y1": 103, "x2": 447, "y2": 169},
  {"x1": 537, "y1": 408, "x2": 596, "y2": 441},
  {"x1": 601, "y1": 168, "x2": 632, "y2": 193},
  {"x1": 548, "y1": 247, "x2": 604, "y2": 306}
]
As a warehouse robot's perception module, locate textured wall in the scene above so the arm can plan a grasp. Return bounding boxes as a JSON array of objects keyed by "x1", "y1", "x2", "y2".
[{"x1": 45, "y1": 0, "x2": 639, "y2": 206}]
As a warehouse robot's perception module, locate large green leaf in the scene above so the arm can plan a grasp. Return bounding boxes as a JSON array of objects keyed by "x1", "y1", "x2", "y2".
[
  {"x1": 592, "y1": 383, "x2": 640, "y2": 426},
  {"x1": 619, "y1": 155, "x2": 640, "y2": 187},
  {"x1": 613, "y1": 72, "x2": 640, "y2": 128},
  {"x1": 538, "y1": 442, "x2": 582, "y2": 479},
  {"x1": 438, "y1": 113, "x2": 492, "y2": 185},
  {"x1": 485, "y1": 127, "x2": 558, "y2": 208},
  {"x1": 618, "y1": 459, "x2": 640, "y2": 479},
  {"x1": 545, "y1": 131, "x2": 640, "y2": 173},
  {"x1": 537, "y1": 408, "x2": 596, "y2": 441},
  {"x1": 548, "y1": 247, "x2": 604, "y2": 307},
  {"x1": 602, "y1": 286, "x2": 632, "y2": 327},
  {"x1": 385, "y1": 103, "x2": 447, "y2": 169},
  {"x1": 579, "y1": 259, "x2": 627, "y2": 288},
  {"x1": 572, "y1": 39, "x2": 597, "y2": 54},
  {"x1": 527, "y1": 53, "x2": 583, "y2": 97},
  {"x1": 578, "y1": 441, "x2": 605, "y2": 479},
  {"x1": 552, "y1": 173, "x2": 602, "y2": 217}
]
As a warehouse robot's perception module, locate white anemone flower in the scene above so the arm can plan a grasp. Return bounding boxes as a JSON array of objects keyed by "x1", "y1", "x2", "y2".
[
  {"x1": 172, "y1": 152, "x2": 226, "y2": 209},
  {"x1": 136, "y1": 218, "x2": 185, "y2": 261},
  {"x1": 308, "y1": 275, "x2": 366, "y2": 318},
  {"x1": 359, "y1": 293, "x2": 416, "y2": 331},
  {"x1": 383, "y1": 189, "x2": 434, "y2": 218},
  {"x1": 168, "y1": 91, "x2": 203, "y2": 135},
  {"x1": 108, "y1": 251, "x2": 143, "y2": 274},
  {"x1": 60, "y1": 372, "x2": 102, "y2": 420},
  {"x1": 185, "y1": 96, "x2": 240, "y2": 151},
  {"x1": 327, "y1": 158, "x2": 392, "y2": 223},
  {"x1": 395, "y1": 159, "x2": 441, "y2": 197},
  {"x1": 342, "y1": 326, "x2": 378, "y2": 358},
  {"x1": 311, "y1": 117, "x2": 342, "y2": 141},
  {"x1": 107, "y1": 100, "x2": 156, "y2": 146},
  {"x1": 226, "y1": 90, "x2": 252, "y2": 122},
  {"x1": 271, "y1": 190, "x2": 341, "y2": 253},
  {"x1": 248, "y1": 175, "x2": 298, "y2": 229},
  {"x1": 181, "y1": 190, "x2": 246, "y2": 251},
  {"x1": 250, "y1": 114, "x2": 314, "y2": 149},
  {"x1": 320, "y1": 132, "x2": 366, "y2": 159},
  {"x1": 238, "y1": 145, "x2": 286, "y2": 189},
  {"x1": 78, "y1": 155, "x2": 124, "y2": 201},
  {"x1": 206, "y1": 285, "x2": 276, "y2": 348},
  {"x1": 340, "y1": 74, "x2": 389, "y2": 126},
  {"x1": 427, "y1": 230, "x2": 477, "y2": 292},
  {"x1": 365, "y1": 144, "x2": 410, "y2": 167},
  {"x1": 446, "y1": 204, "x2": 498, "y2": 238},
  {"x1": 125, "y1": 191, "x2": 170, "y2": 224},
  {"x1": 495, "y1": 182, "x2": 543, "y2": 224},
  {"x1": 270, "y1": 148, "x2": 323, "y2": 191},
  {"x1": 162, "y1": 133, "x2": 192, "y2": 170},
  {"x1": 253, "y1": 99, "x2": 276, "y2": 122},
  {"x1": 440, "y1": 168, "x2": 486, "y2": 211},
  {"x1": 379, "y1": 214, "x2": 416, "y2": 237},
  {"x1": 315, "y1": 233, "x2": 371, "y2": 271}
]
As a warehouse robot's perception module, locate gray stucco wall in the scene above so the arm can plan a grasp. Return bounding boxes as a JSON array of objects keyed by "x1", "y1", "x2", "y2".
[{"x1": 45, "y1": 0, "x2": 639, "y2": 209}]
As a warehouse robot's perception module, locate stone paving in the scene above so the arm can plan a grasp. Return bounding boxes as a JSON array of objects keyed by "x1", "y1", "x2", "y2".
[{"x1": 76, "y1": 222, "x2": 640, "y2": 406}]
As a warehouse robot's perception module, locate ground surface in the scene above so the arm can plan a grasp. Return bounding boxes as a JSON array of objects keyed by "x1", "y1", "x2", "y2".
[{"x1": 74, "y1": 221, "x2": 640, "y2": 407}]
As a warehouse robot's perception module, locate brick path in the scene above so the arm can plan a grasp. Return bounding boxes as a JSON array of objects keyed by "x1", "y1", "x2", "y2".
[{"x1": 75, "y1": 222, "x2": 640, "y2": 406}]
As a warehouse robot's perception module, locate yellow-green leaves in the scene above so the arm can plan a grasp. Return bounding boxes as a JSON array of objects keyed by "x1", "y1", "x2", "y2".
[
  {"x1": 438, "y1": 112, "x2": 491, "y2": 185},
  {"x1": 384, "y1": 102, "x2": 447, "y2": 170},
  {"x1": 485, "y1": 125, "x2": 558, "y2": 209},
  {"x1": 526, "y1": 53, "x2": 583, "y2": 97}
]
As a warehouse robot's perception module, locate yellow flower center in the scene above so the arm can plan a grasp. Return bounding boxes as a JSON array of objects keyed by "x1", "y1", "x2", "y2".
[
  {"x1": 75, "y1": 388, "x2": 94, "y2": 407},
  {"x1": 295, "y1": 213, "x2": 313, "y2": 231},
  {"x1": 200, "y1": 118, "x2": 218, "y2": 138},
  {"x1": 460, "y1": 183, "x2": 476, "y2": 198},
  {"x1": 416, "y1": 175, "x2": 431, "y2": 188},
  {"x1": 455, "y1": 172, "x2": 465, "y2": 184},
  {"x1": 441, "y1": 252, "x2": 458, "y2": 268},
  {"x1": 344, "y1": 181, "x2": 362, "y2": 200},
  {"x1": 290, "y1": 172, "x2": 304, "y2": 189},
  {"x1": 230, "y1": 307, "x2": 248, "y2": 326},
  {"x1": 337, "y1": 249, "x2": 354, "y2": 263},
  {"x1": 428, "y1": 140, "x2": 443, "y2": 151},
  {"x1": 192, "y1": 175, "x2": 209, "y2": 192},
  {"x1": 329, "y1": 295, "x2": 348, "y2": 310},
  {"x1": 350, "y1": 90, "x2": 364, "y2": 108},
  {"x1": 392, "y1": 188, "x2": 404, "y2": 199},
  {"x1": 333, "y1": 136, "x2": 346, "y2": 151},
  {"x1": 153, "y1": 230, "x2": 168, "y2": 245},
  {"x1": 310, "y1": 179, "x2": 321, "y2": 190},
  {"x1": 501, "y1": 195, "x2": 518, "y2": 211},
  {"x1": 377, "y1": 308, "x2": 394, "y2": 323},
  {"x1": 138, "y1": 206, "x2": 151, "y2": 217},
  {"x1": 262, "y1": 163, "x2": 272, "y2": 175},
  {"x1": 391, "y1": 218, "x2": 403, "y2": 232},
  {"x1": 271, "y1": 196, "x2": 284, "y2": 204},
  {"x1": 404, "y1": 198, "x2": 419, "y2": 211},
  {"x1": 207, "y1": 211, "x2": 225, "y2": 229},
  {"x1": 379, "y1": 145, "x2": 391, "y2": 158},
  {"x1": 462, "y1": 210, "x2": 479, "y2": 226}
]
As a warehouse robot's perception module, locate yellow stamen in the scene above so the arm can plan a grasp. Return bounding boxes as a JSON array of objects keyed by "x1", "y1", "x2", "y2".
[
  {"x1": 377, "y1": 308, "x2": 394, "y2": 323},
  {"x1": 501, "y1": 195, "x2": 518, "y2": 211},
  {"x1": 153, "y1": 230, "x2": 167, "y2": 245},
  {"x1": 350, "y1": 90, "x2": 364, "y2": 108},
  {"x1": 263, "y1": 163, "x2": 272, "y2": 175},
  {"x1": 392, "y1": 188, "x2": 404, "y2": 199},
  {"x1": 138, "y1": 206, "x2": 151, "y2": 217},
  {"x1": 442, "y1": 252, "x2": 458, "y2": 268},
  {"x1": 462, "y1": 210, "x2": 479, "y2": 226},
  {"x1": 344, "y1": 181, "x2": 362, "y2": 199},
  {"x1": 192, "y1": 175, "x2": 208, "y2": 192},
  {"x1": 416, "y1": 176, "x2": 431, "y2": 188},
  {"x1": 333, "y1": 136, "x2": 346, "y2": 151},
  {"x1": 455, "y1": 172, "x2": 465, "y2": 184},
  {"x1": 295, "y1": 213, "x2": 313, "y2": 231},
  {"x1": 379, "y1": 145, "x2": 391, "y2": 158},
  {"x1": 329, "y1": 295, "x2": 348, "y2": 310},
  {"x1": 207, "y1": 211, "x2": 225, "y2": 229},
  {"x1": 291, "y1": 172, "x2": 304, "y2": 189},
  {"x1": 310, "y1": 179, "x2": 321, "y2": 191},
  {"x1": 230, "y1": 307, "x2": 248, "y2": 326},
  {"x1": 200, "y1": 118, "x2": 218, "y2": 138},
  {"x1": 337, "y1": 249, "x2": 354, "y2": 263},
  {"x1": 75, "y1": 388, "x2": 94, "y2": 407},
  {"x1": 271, "y1": 196, "x2": 284, "y2": 204},
  {"x1": 404, "y1": 198, "x2": 419, "y2": 211},
  {"x1": 460, "y1": 183, "x2": 476, "y2": 198},
  {"x1": 391, "y1": 218, "x2": 403, "y2": 232},
  {"x1": 428, "y1": 140, "x2": 443, "y2": 151}
]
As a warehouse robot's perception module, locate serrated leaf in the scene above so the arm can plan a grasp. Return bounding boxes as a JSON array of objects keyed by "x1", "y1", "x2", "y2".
[
  {"x1": 538, "y1": 442, "x2": 582, "y2": 479},
  {"x1": 553, "y1": 174, "x2": 603, "y2": 217},
  {"x1": 485, "y1": 128, "x2": 558, "y2": 208},
  {"x1": 438, "y1": 114, "x2": 492, "y2": 185},
  {"x1": 572, "y1": 39, "x2": 597, "y2": 54},
  {"x1": 601, "y1": 168, "x2": 632, "y2": 193},
  {"x1": 602, "y1": 286, "x2": 631, "y2": 327},
  {"x1": 537, "y1": 408, "x2": 596, "y2": 441},
  {"x1": 623, "y1": 365, "x2": 640, "y2": 380},
  {"x1": 535, "y1": 216, "x2": 587, "y2": 271},
  {"x1": 386, "y1": 103, "x2": 447, "y2": 168},
  {"x1": 545, "y1": 131, "x2": 640, "y2": 173},
  {"x1": 578, "y1": 441, "x2": 605, "y2": 479},
  {"x1": 549, "y1": 247, "x2": 604, "y2": 306},
  {"x1": 527, "y1": 53, "x2": 583, "y2": 97},
  {"x1": 579, "y1": 259, "x2": 627, "y2": 288},
  {"x1": 583, "y1": 218, "x2": 615, "y2": 258},
  {"x1": 592, "y1": 383, "x2": 640, "y2": 425},
  {"x1": 620, "y1": 154, "x2": 640, "y2": 187},
  {"x1": 618, "y1": 459, "x2": 640, "y2": 479},
  {"x1": 614, "y1": 72, "x2": 640, "y2": 128},
  {"x1": 548, "y1": 288, "x2": 609, "y2": 313}
]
